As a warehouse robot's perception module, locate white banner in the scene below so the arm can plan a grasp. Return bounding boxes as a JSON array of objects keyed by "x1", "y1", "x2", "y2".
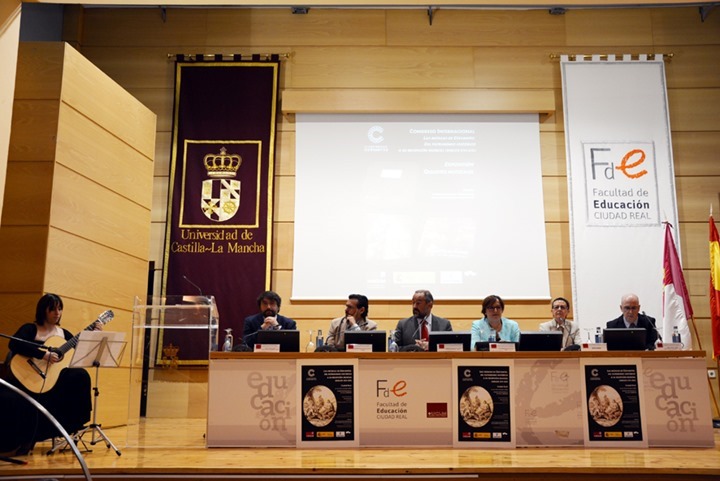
[
  {"x1": 514, "y1": 359, "x2": 584, "y2": 446},
  {"x1": 358, "y1": 359, "x2": 452, "y2": 446},
  {"x1": 561, "y1": 56, "x2": 679, "y2": 335},
  {"x1": 641, "y1": 358, "x2": 714, "y2": 446}
]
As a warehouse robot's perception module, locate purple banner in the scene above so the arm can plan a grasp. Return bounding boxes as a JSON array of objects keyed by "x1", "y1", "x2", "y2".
[{"x1": 162, "y1": 61, "x2": 279, "y2": 363}]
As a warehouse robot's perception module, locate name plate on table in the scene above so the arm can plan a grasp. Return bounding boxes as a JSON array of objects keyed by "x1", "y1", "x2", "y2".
[
  {"x1": 346, "y1": 343, "x2": 373, "y2": 352},
  {"x1": 656, "y1": 342, "x2": 683, "y2": 351},
  {"x1": 581, "y1": 343, "x2": 607, "y2": 351},
  {"x1": 436, "y1": 343, "x2": 464, "y2": 352},
  {"x1": 489, "y1": 342, "x2": 515, "y2": 352},
  {"x1": 253, "y1": 343, "x2": 280, "y2": 352}
]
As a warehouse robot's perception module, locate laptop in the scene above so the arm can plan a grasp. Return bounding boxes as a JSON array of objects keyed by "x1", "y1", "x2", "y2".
[
  {"x1": 518, "y1": 331, "x2": 563, "y2": 352},
  {"x1": 603, "y1": 328, "x2": 647, "y2": 351},
  {"x1": 344, "y1": 330, "x2": 386, "y2": 352},
  {"x1": 254, "y1": 329, "x2": 300, "y2": 352},
  {"x1": 429, "y1": 331, "x2": 471, "y2": 352}
]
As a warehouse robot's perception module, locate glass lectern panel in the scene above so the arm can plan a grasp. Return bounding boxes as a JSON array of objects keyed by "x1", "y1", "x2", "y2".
[{"x1": 126, "y1": 296, "x2": 218, "y2": 447}]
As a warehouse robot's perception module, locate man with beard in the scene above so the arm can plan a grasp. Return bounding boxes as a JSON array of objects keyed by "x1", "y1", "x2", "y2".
[
  {"x1": 241, "y1": 290, "x2": 296, "y2": 350},
  {"x1": 393, "y1": 289, "x2": 452, "y2": 351}
]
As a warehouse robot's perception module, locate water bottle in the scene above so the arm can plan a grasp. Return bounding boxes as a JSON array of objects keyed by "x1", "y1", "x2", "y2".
[
  {"x1": 388, "y1": 332, "x2": 398, "y2": 352},
  {"x1": 488, "y1": 331, "x2": 496, "y2": 343},
  {"x1": 672, "y1": 326, "x2": 681, "y2": 344},
  {"x1": 222, "y1": 328, "x2": 233, "y2": 352},
  {"x1": 305, "y1": 329, "x2": 315, "y2": 352},
  {"x1": 594, "y1": 327, "x2": 603, "y2": 344},
  {"x1": 316, "y1": 329, "x2": 324, "y2": 348}
]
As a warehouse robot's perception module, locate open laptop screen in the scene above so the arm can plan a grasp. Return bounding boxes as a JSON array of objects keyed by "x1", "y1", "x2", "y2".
[
  {"x1": 344, "y1": 330, "x2": 386, "y2": 352},
  {"x1": 603, "y1": 328, "x2": 647, "y2": 351},
  {"x1": 429, "y1": 332, "x2": 471, "y2": 352},
  {"x1": 255, "y1": 329, "x2": 300, "y2": 352},
  {"x1": 518, "y1": 331, "x2": 563, "y2": 351}
]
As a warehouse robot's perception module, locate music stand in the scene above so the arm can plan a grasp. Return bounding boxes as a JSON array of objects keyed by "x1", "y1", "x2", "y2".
[{"x1": 50, "y1": 331, "x2": 126, "y2": 456}]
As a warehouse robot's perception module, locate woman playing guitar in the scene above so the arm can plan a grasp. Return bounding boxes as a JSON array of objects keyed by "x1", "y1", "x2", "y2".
[{"x1": 2, "y1": 293, "x2": 103, "y2": 455}]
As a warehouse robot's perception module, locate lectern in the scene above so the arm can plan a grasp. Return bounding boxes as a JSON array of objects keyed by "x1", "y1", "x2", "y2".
[{"x1": 127, "y1": 296, "x2": 218, "y2": 447}]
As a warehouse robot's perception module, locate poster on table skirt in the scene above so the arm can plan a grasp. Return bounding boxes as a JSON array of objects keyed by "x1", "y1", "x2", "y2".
[
  {"x1": 297, "y1": 359, "x2": 359, "y2": 447},
  {"x1": 580, "y1": 359, "x2": 647, "y2": 447},
  {"x1": 452, "y1": 359, "x2": 515, "y2": 448}
]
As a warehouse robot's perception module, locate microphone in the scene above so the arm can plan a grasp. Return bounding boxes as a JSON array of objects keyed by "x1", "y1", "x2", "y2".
[
  {"x1": 645, "y1": 310, "x2": 663, "y2": 344},
  {"x1": 183, "y1": 275, "x2": 203, "y2": 296}
]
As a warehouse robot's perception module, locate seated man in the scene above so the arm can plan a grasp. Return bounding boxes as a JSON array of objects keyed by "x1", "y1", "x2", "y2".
[
  {"x1": 326, "y1": 294, "x2": 377, "y2": 350},
  {"x1": 393, "y1": 290, "x2": 452, "y2": 351},
  {"x1": 606, "y1": 293, "x2": 657, "y2": 350},
  {"x1": 539, "y1": 297, "x2": 581, "y2": 349},
  {"x1": 242, "y1": 290, "x2": 296, "y2": 349}
]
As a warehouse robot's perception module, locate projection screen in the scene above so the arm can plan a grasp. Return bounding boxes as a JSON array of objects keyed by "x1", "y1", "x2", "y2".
[{"x1": 293, "y1": 113, "x2": 549, "y2": 301}]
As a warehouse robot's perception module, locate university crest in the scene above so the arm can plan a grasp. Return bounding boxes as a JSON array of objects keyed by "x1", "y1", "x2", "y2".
[{"x1": 201, "y1": 147, "x2": 242, "y2": 222}]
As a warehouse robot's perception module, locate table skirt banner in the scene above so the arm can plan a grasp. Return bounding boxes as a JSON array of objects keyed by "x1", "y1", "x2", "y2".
[
  {"x1": 561, "y1": 55, "x2": 679, "y2": 334},
  {"x1": 207, "y1": 359, "x2": 296, "y2": 447},
  {"x1": 296, "y1": 359, "x2": 359, "y2": 448},
  {"x1": 452, "y1": 359, "x2": 516, "y2": 448},
  {"x1": 580, "y1": 358, "x2": 648, "y2": 448},
  {"x1": 207, "y1": 356, "x2": 713, "y2": 448},
  {"x1": 514, "y1": 358, "x2": 584, "y2": 446},
  {"x1": 162, "y1": 60, "x2": 280, "y2": 363},
  {"x1": 358, "y1": 359, "x2": 452, "y2": 446},
  {"x1": 642, "y1": 358, "x2": 714, "y2": 446}
]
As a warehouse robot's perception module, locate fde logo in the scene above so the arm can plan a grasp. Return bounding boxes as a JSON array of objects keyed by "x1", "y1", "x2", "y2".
[
  {"x1": 376, "y1": 379, "x2": 407, "y2": 398},
  {"x1": 590, "y1": 147, "x2": 648, "y2": 181}
]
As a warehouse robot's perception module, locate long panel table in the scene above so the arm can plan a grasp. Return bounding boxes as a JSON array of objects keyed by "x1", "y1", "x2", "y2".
[{"x1": 207, "y1": 350, "x2": 714, "y2": 448}]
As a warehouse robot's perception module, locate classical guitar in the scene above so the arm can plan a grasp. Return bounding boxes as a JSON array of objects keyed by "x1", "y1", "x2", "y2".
[{"x1": 9, "y1": 310, "x2": 114, "y2": 393}]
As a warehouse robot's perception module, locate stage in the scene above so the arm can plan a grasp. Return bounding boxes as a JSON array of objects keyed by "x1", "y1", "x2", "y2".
[{"x1": 1, "y1": 419, "x2": 719, "y2": 480}]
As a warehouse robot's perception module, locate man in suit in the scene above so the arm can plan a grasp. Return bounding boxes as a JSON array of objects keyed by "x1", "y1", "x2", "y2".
[
  {"x1": 393, "y1": 289, "x2": 452, "y2": 351},
  {"x1": 606, "y1": 293, "x2": 658, "y2": 350},
  {"x1": 326, "y1": 294, "x2": 377, "y2": 350},
  {"x1": 539, "y1": 296, "x2": 581, "y2": 349},
  {"x1": 242, "y1": 290, "x2": 296, "y2": 350}
]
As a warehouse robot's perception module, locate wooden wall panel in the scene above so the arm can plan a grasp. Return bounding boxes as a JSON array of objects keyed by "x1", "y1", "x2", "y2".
[
  {"x1": 289, "y1": 46, "x2": 476, "y2": 89},
  {"x1": 565, "y1": 9, "x2": 654, "y2": 46},
  {"x1": 386, "y1": 10, "x2": 567, "y2": 47},
  {"x1": 0, "y1": 162, "x2": 53, "y2": 225},
  {"x1": 672, "y1": 131, "x2": 720, "y2": 176},
  {"x1": 51, "y1": 165, "x2": 151, "y2": 259},
  {"x1": 651, "y1": 8, "x2": 720, "y2": 45},
  {"x1": 44, "y1": 229, "x2": 148, "y2": 310},
  {"x1": 13, "y1": 43, "x2": 64, "y2": 99},
  {"x1": 676, "y1": 177, "x2": 720, "y2": 221},
  {"x1": 62, "y1": 45, "x2": 157, "y2": 158},
  {"x1": 663, "y1": 45, "x2": 720, "y2": 89},
  {"x1": 0, "y1": 226, "x2": 47, "y2": 292},
  {"x1": 542, "y1": 176, "x2": 569, "y2": 223},
  {"x1": 7, "y1": 100, "x2": 59, "y2": 161},
  {"x1": 680, "y1": 222, "x2": 716, "y2": 270},
  {"x1": 473, "y1": 47, "x2": 560, "y2": 89},
  {"x1": 668, "y1": 89, "x2": 720, "y2": 132},
  {"x1": 56, "y1": 105, "x2": 154, "y2": 207},
  {"x1": 81, "y1": 8, "x2": 211, "y2": 47},
  {"x1": 207, "y1": 9, "x2": 387, "y2": 47},
  {"x1": 540, "y1": 131, "x2": 566, "y2": 176}
]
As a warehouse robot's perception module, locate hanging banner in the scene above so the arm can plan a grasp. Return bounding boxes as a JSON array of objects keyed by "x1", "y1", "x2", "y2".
[
  {"x1": 561, "y1": 56, "x2": 679, "y2": 334},
  {"x1": 162, "y1": 60, "x2": 280, "y2": 363}
]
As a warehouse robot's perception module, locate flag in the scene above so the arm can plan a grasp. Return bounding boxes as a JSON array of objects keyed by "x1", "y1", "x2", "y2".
[
  {"x1": 710, "y1": 215, "x2": 720, "y2": 359},
  {"x1": 662, "y1": 223, "x2": 693, "y2": 349}
]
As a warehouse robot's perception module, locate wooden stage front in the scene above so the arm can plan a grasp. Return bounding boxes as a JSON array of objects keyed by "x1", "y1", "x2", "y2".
[{"x1": 1, "y1": 418, "x2": 719, "y2": 480}]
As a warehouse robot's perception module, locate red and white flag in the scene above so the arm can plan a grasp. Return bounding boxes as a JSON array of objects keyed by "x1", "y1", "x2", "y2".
[
  {"x1": 662, "y1": 223, "x2": 693, "y2": 349},
  {"x1": 710, "y1": 216, "x2": 720, "y2": 359}
]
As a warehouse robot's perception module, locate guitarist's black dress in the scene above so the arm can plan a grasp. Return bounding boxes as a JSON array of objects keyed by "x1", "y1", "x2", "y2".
[{"x1": 1, "y1": 323, "x2": 92, "y2": 452}]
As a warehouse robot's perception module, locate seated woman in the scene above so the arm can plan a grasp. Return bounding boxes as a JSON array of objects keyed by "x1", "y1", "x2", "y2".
[
  {"x1": 470, "y1": 295, "x2": 520, "y2": 349},
  {"x1": 2, "y1": 293, "x2": 100, "y2": 454}
]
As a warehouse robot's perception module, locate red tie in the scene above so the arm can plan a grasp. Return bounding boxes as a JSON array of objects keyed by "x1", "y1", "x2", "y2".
[{"x1": 421, "y1": 320, "x2": 429, "y2": 341}]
